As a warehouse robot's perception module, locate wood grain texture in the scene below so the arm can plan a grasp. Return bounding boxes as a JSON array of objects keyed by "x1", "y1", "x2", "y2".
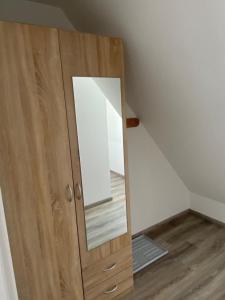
[
  {"x1": 59, "y1": 30, "x2": 133, "y2": 273},
  {"x1": 0, "y1": 22, "x2": 83, "y2": 300},
  {"x1": 83, "y1": 246, "x2": 132, "y2": 291},
  {"x1": 85, "y1": 267, "x2": 133, "y2": 300},
  {"x1": 124, "y1": 212, "x2": 225, "y2": 300}
]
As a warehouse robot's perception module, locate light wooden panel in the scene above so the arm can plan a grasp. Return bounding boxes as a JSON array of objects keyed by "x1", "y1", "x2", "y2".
[
  {"x1": 59, "y1": 30, "x2": 133, "y2": 269},
  {"x1": 0, "y1": 22, "x2": 84, "y2": 300},
  {"x1": 83, "y1": 246, "x2": 132, "y2": 291},
  {"x1": 85, "y1": 267, "x2": 133, "y2": 300}
]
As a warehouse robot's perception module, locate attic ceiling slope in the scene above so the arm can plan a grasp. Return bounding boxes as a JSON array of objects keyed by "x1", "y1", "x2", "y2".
[
  {"x1": 36, "y1": 0, "x2": 225, "y2": 204},
  {"x1": 29, "y1": 0, "x2": 89, "y2": 30}
]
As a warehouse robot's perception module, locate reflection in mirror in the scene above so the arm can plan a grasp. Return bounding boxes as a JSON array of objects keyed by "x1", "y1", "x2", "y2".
[{"x1": 72, "y1": 77, "x2": 128, "y2": 250}]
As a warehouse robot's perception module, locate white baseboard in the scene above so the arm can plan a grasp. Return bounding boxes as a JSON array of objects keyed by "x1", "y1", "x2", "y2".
[{"x1": 190, "y1": 192, "x2": 225, "y2": 224}]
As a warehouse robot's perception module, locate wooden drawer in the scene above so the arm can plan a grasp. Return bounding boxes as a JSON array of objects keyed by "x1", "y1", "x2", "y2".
[
  {"x1": 82, "y1": 247, "x2": 132, "y2": 290},
  {"x1": 84, "y1": 267, "x2": 133, "y2": 300}
]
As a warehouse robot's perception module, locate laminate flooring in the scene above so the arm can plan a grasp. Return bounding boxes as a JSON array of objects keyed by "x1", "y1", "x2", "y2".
[
  {"x1": 124, "y1": 212, "x2": 225, "y2": 300},
  {"x1": 85, "y1": 171, "x2": 127, "y2": 250}
]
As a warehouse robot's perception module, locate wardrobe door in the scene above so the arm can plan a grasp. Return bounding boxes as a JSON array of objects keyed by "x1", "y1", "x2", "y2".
[
  {"x1": 0, "y1": 22, "x2": 83, "y2": 300},
  {"x1": 59, "y1": 30, "x2": 132, "y2": 268}
]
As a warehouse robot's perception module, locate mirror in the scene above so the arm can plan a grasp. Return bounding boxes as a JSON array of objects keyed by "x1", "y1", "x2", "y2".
[{"x1": 72, "y1": 77, "x2": 128, "y2": 250}]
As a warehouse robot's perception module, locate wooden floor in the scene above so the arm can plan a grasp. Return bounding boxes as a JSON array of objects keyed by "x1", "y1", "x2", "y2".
[
  {"x1": 124, "y1": 212, "x2": 225, "y2": 300},
  {"x1": 85, "y1": 171, "x2": 127, "y2": 250}
]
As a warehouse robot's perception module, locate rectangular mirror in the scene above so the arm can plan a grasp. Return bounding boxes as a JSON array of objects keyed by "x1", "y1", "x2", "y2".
[{"x1": 72, "y1": 77, "x2": 128, "y2": 250}]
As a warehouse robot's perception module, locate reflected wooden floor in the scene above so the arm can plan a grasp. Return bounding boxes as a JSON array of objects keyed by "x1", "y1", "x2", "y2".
[
  {"x1": 85, "y1": 172, "x2": 127, "y2": 250},
  {"x1": 124, "y1": 212, "x2": 225, "y2": 300}
]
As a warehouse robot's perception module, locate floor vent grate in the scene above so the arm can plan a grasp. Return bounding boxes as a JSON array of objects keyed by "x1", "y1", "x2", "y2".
[{"x1": 132, "y1": 235, "x2": 168, "y2": 274}]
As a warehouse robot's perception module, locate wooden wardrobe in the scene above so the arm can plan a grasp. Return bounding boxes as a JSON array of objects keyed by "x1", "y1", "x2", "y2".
[{"x1": 0, "y1": 21, "x2": 133, "y2": 300}]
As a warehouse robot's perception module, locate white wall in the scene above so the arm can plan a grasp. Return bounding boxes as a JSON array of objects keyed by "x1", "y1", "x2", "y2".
[
  {"x1": 127, "y1": 106, "x2": 190, "y2": 234},
  {"x1": 73, "y1": 78, "x2": 112, "y2": 206},
  {"x1": 0, "y1": 0, "x2": 74, "y2": 29},
  {"x1": 191, "y1": 193, "x2": 225, "y2": 224},
  {"x1": 94, "y1": 78, "x2": 125, "y2": 175},
  {"x1": 66, "y1": 0, "x2": 225, "y2": 215},
  {"x1": 94, "y1": 78, "x2": 122, "y2": 116},
  {"x1": 0, "y1": 189, "x2": 18, "y2": 300},
  {"x1": 106, "y1": 100, "x2": 124, "y2": 176}
]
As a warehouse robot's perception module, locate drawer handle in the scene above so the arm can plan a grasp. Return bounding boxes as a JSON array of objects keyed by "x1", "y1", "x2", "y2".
[
  {"x1": 104, "y1": 285, "x2": 118, "y2": 294},
  {"x1": 103, "y1": 263, "x2": 117, "y2": 272}
]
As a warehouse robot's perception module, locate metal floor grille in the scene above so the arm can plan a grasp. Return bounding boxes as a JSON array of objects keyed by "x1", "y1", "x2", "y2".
[{"x1": 132, "y1": 235, "x2": 168, "y2": 274}]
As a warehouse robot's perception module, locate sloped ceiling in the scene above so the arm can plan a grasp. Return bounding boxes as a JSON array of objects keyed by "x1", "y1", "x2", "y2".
[
  {"x1": 0, "y1": 0, "x2": 74, "y2": 29},
  {"x1": 35, "y1": 0, "x2": 225, "y2": 203}
]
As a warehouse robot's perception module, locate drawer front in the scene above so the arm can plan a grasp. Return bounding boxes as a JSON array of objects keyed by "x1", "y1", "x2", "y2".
[
  {"x1": 83, "y1": 247, "x2": 132, "y2": 290},
  {"x1": 85, "y1": 267, "x2": 133, "y2": 300}
]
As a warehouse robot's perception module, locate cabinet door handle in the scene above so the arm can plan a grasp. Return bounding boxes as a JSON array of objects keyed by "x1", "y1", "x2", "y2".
[
  {"x1": 66, "y1": 184, "x2": 74, "y2": 202},
  {"x1": 75, "y1": 183, "x2": 82, "y2": 200},
  {"x1": 103, "y1": 285, "x2": 118, "y2": 294},
  {"x1": 103, "y1": 263, "x2": 117, "y2": 272}
]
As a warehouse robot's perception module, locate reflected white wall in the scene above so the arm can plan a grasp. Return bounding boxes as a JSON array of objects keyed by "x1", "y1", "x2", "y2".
[
  {"x1": 106, "y1": 101, "x2": 124, "y2": 176},
  {"x1": 73, "y1": 78, "x2": 112, "y2": 206}
]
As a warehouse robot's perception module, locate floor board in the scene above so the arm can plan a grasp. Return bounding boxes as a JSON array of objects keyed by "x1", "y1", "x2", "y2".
[
  {"x1": 85, "y1": 171, "x2": 127, "y2": 250},
  {"x1": 124, "y1": 212, "x2": 225, "y2": 300}
]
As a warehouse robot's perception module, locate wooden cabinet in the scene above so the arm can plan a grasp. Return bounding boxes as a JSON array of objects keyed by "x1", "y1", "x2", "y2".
[
  {"x1": 0, "y1": 21, "x2": 133, "y2": 300},
  {"x1": 84, "y1": 268, "x2": 133, "y2": 300},
  {"x1": 82, "y1": 246, "x2": 132, "y2": 290}
]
